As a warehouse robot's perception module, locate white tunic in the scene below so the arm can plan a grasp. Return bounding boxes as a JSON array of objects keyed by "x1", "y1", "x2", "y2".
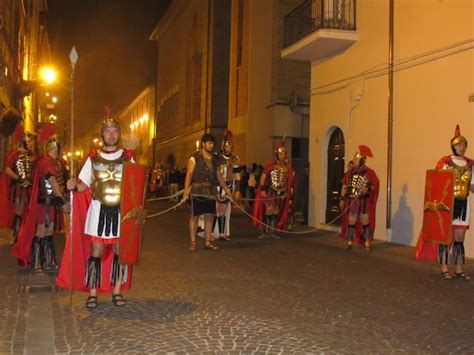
[{"x1": 78, "y1": 149, "x2": 134, "y2": 240}]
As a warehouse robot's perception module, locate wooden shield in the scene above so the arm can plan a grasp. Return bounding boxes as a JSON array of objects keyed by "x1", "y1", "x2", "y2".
[
  {"x1": 119, "y1": 162, "x2": 147, "y2": 265},
  {"x1": 421, "y1": 169, "x2": 454, "y2": 245}
]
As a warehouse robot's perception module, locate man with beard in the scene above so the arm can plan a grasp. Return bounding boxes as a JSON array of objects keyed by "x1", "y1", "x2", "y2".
[
  {"x1": 12, "y1": 124, "x2": 67, "y2": 273},
  {"x1": 213, "y1": 130, "x2": 241, "y2": 241},
  {"x1": 183, "y1": 133, "x2": 231, "y2": 251},
  {"x1": 0, "y1": 127, "x2": 37, "y2": 242},
  {"x1": 416, "y1": 125, "x2": 473, "y2": 280},
  {"x1": 252, "y1": 141, "x2": 295, "y2": 239},
  {"x1": 340, "y1": 145, "x2": 379, "y2": 252},
  {"x1": 56, "y1": 116, "x2": 136, "y2": 308}
]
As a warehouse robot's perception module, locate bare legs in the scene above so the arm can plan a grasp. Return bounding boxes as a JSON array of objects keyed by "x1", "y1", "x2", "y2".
[
  {"x1": 346, "y1": 213, "x2": 371, "y2": 251},
  {"x1": 441, "y1": 229, "x2": 470, "y2": 280},
  {"x1": 86, "y1": 241, "x2": 127, "y2": 308},
  {"x1": 189, "y1": 213, "x2": 218, "y2": 251}
]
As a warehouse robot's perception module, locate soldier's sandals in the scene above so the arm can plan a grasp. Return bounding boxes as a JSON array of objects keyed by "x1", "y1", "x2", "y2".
[
  {"x1": 441, "y1": 271, "x2": 453, "y2": 280},
  {"x1": 205, "y1": 243, "x2": 219, "y2": 251},
  {"x1": 85, "y1": 296, "x2": 98, "y2": 309},
  {"x1": 454, "y1": 272, "x2": 471, "y2": 281},
  {"x1": 112, "y1": 294, "x2": 126, "y2": 307}
]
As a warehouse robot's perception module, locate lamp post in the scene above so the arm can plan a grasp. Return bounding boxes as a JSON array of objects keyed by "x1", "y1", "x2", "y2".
[
  {"x1": 68, "y1": 47, "x2": 78, "y2": 306},
  {"x1": 38, "y1": 66, "x2": 58, "y2": 124}
]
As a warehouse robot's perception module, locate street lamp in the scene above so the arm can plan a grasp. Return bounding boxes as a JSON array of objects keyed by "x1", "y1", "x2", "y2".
[{"x1": 39, "y1": 66, "x2": 57, "y2": 85}]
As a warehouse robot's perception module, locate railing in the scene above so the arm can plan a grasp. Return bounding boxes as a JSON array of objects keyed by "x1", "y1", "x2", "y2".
[{"x1": 283, "y1": 0, "x2": 356, "y2": 48}]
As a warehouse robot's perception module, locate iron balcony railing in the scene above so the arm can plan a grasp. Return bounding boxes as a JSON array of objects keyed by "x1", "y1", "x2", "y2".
[{"x1": 283, "y1": 0, "x2": 356, "y2": 48}]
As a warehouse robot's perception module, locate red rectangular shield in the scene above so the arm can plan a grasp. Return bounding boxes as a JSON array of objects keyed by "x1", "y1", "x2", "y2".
[
  {"x1": 119, "y1": 162, "x2": 147, "y2": 265},
  {"x1": 421, "y1": 169, "x2": 454, "y2": 245}
]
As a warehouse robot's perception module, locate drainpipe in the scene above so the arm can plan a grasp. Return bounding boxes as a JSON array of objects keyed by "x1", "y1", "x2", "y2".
[
  {"x1": 386, "y1": 0, "x2": 394, "y2": 230},
  {"x1": 204, "y1": 0, "x2": 212, "y2": 134},
  {"x1": 153, "y1": 45, "x2": 160, "y2": 169}
]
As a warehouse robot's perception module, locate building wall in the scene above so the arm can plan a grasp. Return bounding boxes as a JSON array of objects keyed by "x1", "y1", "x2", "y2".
[
  {"x1": 118, "y1": 85, "x2": 156, "y2": 166},
  {"x1": 228, "y1": 0, "x2": 310, "y2": 167},
  {"x1": 25, "y1": 0, "x2": 51, "y2": 131},
  {"x1": 0, "y1": 0, "x2": 50, "y2": 167},
  {"x1": 151, "y1": 0, "x2": 231, "y2": 169},
  {"x1": 271, "y1": 0, "x2": 310, "y2": 104},
  {"x1": 309, "y1": 0, "x2": 474, "y2": 254}
]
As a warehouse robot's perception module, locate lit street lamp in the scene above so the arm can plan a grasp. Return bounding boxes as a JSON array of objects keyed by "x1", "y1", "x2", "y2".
[{"x1": 40, "y1": 66, "x2": 57, "y2": 85}]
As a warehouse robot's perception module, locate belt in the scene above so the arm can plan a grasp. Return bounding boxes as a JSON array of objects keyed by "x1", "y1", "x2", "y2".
[{"x1": 192, "y1": 182, "x2": 212, "y2": 187}]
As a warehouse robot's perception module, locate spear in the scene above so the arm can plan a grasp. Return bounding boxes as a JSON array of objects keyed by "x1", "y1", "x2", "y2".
[{"x1": 68, "y1": 47, "x2": 78, "y2": 307}]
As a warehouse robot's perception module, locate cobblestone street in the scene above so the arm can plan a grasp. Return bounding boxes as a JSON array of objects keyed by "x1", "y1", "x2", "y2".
[{"x1": 1, "y1": 202, "x2": 474, "y2": 354}]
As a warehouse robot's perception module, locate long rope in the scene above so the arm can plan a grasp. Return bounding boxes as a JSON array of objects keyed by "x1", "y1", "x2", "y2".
[
  {"x1": 145, "y1": 191, "x2": 353, "y2": 236},
  {"x1": 146, "y1": 189, "x2": 184, "y2": 202},
  {"x1": 230, "y1": 197, "x2": 353, "y2": 235},
  {"x1": 146, "y1": 200, "x2": 186, "y2": 219},
  {"x1": 146, "y1": 189, "x2": 284, "y2": 202}
]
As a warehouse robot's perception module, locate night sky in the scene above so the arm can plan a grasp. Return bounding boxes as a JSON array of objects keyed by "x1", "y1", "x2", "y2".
[{"x1": 47, "y1": 0, "x2": 170, "y2": 138}]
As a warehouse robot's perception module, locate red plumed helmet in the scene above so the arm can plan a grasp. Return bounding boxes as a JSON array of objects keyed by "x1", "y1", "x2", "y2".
[
  {"x1": 223, "y1": 130, "x2": 233, "y2": 142},
  {"x1": 13, "y1": 125, "x2": 24, "y2": 143},
  {"x1": 274, "y1": 139, "x2": 287, "y2": 155},
  {"x1": 358, "y1": 145, "x2": 373, "y2": 158},
  {"x1": 104, "y1": 105, "x2": 112, "y2": 118},
  {"x1": 38, "y1": 123, "x2": 57, "y2": 144},
  {"x1": 451, "y1": 124, "x2": 467, "y2": 148}
]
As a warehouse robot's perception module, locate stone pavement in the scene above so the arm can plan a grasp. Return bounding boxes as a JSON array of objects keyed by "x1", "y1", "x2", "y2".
[{"x1": 1, "y1": 202, "x2": 474, "y2": 354}]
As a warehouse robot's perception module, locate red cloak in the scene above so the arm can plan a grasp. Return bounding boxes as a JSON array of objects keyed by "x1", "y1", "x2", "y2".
[
  {"x1": 55, "y1": 148, "x2": 136, "y2": 293},
  {"x1": 251, "y1": 160, "x2": 295, "y2": 231},
  {"x1": 0, "y1": 150, "x2": 20, "y2": 229},
  {"x1": 11, "y1": 154, "x2": 58, "y2": 265},
  {"x1": 415, "y1": 155, "x2": 473, "y2": 262},
  {"x1": 339, "y1": 166, "x2": 380, "y2": 243}
]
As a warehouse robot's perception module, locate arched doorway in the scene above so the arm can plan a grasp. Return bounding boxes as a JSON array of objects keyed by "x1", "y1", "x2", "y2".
[{"x1": 325, "y1": 128, "x2": 345, "y2": 225}]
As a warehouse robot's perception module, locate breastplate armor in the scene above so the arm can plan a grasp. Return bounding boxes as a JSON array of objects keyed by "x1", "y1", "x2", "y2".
[
  {"x1": 14, "y1": 152, "x2": 35, "y2": 186},
  {"x1": 269, "y1": 163, "x2": 288, "y2": 193},
  {"x1": 39, "y1": 176, "x2": 54, "y2": 198},
  {"x1": 218, "y1": 155, "x2": 235, "y2": 188},
  {"x1": 55, "y1": 160, "x2": 67, "y2": 195},
  {"x1": 443, "y1": 161, "x2": 472, "y2": 200},
  {"x1": 347, "y1": 172, "x2": 368, "y2": 199},
  {"x1": 91, "y1": 155, "x2": 124, "y2": 206}
]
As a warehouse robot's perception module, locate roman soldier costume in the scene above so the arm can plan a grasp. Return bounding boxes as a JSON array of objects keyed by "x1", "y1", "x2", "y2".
[
  {"x1": 213, "y1": 130, "x2": 240, "y2": 240},
  {"x1": 340, "y1": 145, "x2": 380, "y2": 250},
  {"x1": 0, "y1": 126, "x2": 37, "y2": 241},
  {"x1": 12, "y1": 124, "x2": 66, "y2": 272},
  {"x1": 252, "y1": 140, "x2": 295, "y2": 238},
  {"x1": 56, "y1": 116, "x2": 139, "y2": 294},
  {"x1": 415, "y1": 125, "x2": 473, "y2": 279}
]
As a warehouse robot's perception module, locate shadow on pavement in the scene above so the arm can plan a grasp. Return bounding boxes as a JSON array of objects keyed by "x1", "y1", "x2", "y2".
[{"x1": 79, "y1": 298, "x2": 198, "y2": 324}]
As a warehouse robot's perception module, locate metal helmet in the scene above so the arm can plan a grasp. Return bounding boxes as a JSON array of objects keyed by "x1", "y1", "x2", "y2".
[
  {"x1": 38, "y1": 123, "x2": 59, "y2": 153},
  {"x1": 221, "y1": 130, "x2": 234, "y2": 154},
  {"x1": 450, "y1": 125, "x2": 467, "y2": 148},
  {"x1": 101, "y1": 105, "x2": 120, "y2": 133},
  {"x1": 23, "y1": 131, "x2": 37, "y2": 144},
  {"x1": 101, "y1": 117, "x2": 121, "y2": 133},
  {"x1": 45, "y1": 134, "x2": 61, "y2": 152},
  {"x1": 274, "y1": 139, "x2": 287, "y2": 159},
  {"x1": 353, "y1": 145, "x2": 373, "y2": 161},
  {"x1": 23, "y1": 131, "x2": 37, "y2": 150}
]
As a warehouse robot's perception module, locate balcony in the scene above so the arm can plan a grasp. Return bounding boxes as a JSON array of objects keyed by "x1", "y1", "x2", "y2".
[{"x1": 281, "y1": 0, "x2": 358, "y2": 62}]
